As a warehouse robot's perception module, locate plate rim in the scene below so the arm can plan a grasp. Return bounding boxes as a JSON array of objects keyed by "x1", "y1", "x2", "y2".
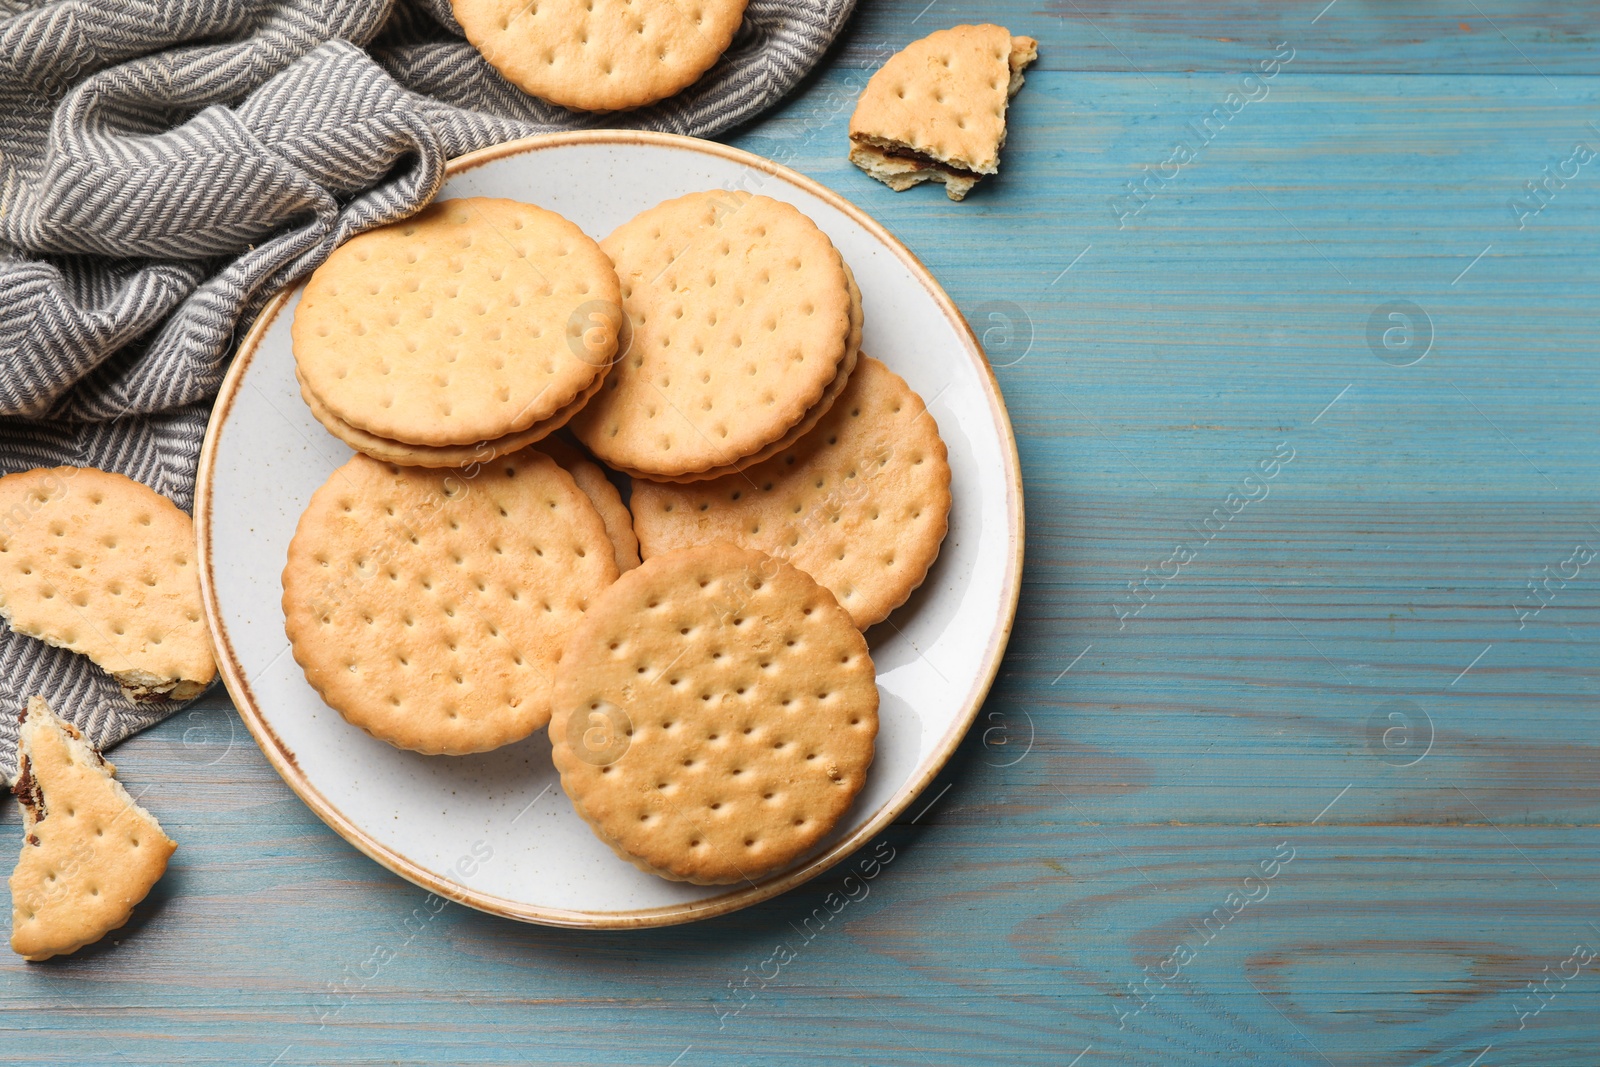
[{"x1": 195, "y1": 130, "x2": 1025, "y2": 929}]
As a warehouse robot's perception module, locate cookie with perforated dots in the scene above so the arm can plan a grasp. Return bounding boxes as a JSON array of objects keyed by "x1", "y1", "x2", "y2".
[
  {"x1": 280, "y1": 450, "x2": 618, "y2": 755},
  {"x1": 612, "y1": 260, "x2": 864, "y2": 486},
  {"x1": 571, "y1": 190, "x2": 858, "y2": 480},
  {"x1": 849, "y1": 24, "x2": 1038, "y2": 201},
  {"x1": 10, "y1": 697, "x2": 176, "y2": 961},
  {"x1": 292, "y1": 197, "x2": 621, "y2": 454},
  {"x1": 451, "y1": 0, "x2": 749, "y2": 112},
  {"x1": 0, "y1": 466, "x2": 216, "y2": 702},
  {"x1": 550, "y1": 543, "x2": 877, "y2": 885}
]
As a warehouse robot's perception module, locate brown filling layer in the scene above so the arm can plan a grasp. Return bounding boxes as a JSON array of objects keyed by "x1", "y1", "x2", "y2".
[
  {"x1": 875, "y1": 145, "x2": 981, "y2": 180},
  {"x1": 13, "y1": 754, "x2": 42, "y2": 826},
  {"x1": 11, "y1": 703, "x2": 110, "y2": 832},
  {"x1": 120, "y1": 677, "x2": 179, "y2": 702}
]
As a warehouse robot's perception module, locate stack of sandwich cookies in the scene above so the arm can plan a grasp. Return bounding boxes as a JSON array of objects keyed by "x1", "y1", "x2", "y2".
[
  {"x1": 550, "y1": 544, "x2": 877, "y2": 884},
  {"x1": 292, "y1": 198, "x2": 622, "y2": 467},
  {"x1": 280, "y1": 451, "x2": 619, "y2": 755},
  {"x1": 572, "y1": 191, "x2": 859, "y2": 482},
  {"x1": 631, "y1": 357, "x2": 952, "y2": 628},
  {"x1": 274, "y1": 184, "x2": 962, "y2": 890}
]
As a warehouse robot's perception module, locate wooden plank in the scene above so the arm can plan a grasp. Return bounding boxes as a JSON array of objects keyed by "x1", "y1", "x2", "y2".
[
  {"x1": 840, "y1": 1, "x2": 1600, "y2": 74},
  {"x1": 5, "y1": 34, "x2": 1600, "y2": 1067},
  {"x1": 4, "y1": 738, "x2": 1598, "y2": 1066}
]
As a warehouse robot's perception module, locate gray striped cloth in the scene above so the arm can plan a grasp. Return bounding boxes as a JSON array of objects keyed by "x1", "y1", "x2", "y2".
[{"x1": 0, "y1": 0, "x2": 856, "y2": 776}]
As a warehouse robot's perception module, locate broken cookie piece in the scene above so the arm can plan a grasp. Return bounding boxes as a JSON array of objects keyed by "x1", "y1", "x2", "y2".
[
  {"x1": 10, "y1": 697, "x2": 176, "y2": 961},
  {"x1": 0, "y1": 467, "x2": 217, "y2": 702},
  {"x1": 848, "y1": 25, "x2": 1038, "y2": 201}
]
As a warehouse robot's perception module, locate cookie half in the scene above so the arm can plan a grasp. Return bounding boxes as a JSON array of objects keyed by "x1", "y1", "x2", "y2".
[
  {"x1": 631, "y1": 357, "x2": 951, "y2": 628},
  {"x1": 293, "y1": 197, "x2": 620, "y2": 448},
  {"x1": 571, "y1": 191, "x2": 854, "y2": 479},
  {"x1": 10, "y1": 697, "x2": 176, "y2": 962},
  {"x1": 0, "y1": 467, "x2": 216, "y2": 701},
  {"x1": 452, "y1": 0, "x2": 749, "y2": 112},
  {"x1": 849, "y1": 25, "x2": 1038, "y2": 201},
  {"x1": 282, "y1": 451, "x2": 618, "y2": 754},
  {"x1": 550, "y1": 544, "x2": 877, "y2": 885}
]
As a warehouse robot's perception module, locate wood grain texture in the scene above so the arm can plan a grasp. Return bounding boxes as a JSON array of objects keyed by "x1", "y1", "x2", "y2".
[
  {"x1": 5, "y1": 4, "x2": 1600, "y2": 1064},
  {"x1": 841, "y1": 1, "x2": 1597, "y2": 73}
]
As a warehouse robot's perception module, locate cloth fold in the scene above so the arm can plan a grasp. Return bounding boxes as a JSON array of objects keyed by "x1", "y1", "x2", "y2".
[{"x1": 0, "y1": 0, "x2": 856, "y2": 774}]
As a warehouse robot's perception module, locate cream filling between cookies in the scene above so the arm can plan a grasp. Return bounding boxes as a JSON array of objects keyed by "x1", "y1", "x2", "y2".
[{"x1": 855, "y1": 139, "x2": 986, "y2": 180}]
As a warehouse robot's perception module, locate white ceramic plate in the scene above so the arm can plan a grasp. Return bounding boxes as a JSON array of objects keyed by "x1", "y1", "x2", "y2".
[{"x1": 196, "y1": 133, "x2": 1023, "y2": 928}]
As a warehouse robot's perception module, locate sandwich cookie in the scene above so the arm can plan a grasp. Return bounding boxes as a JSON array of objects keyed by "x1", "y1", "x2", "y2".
[
  {"x1": 293, "y1": 197, "x2": 620, "y2": 448},
  {"x1": 281, "y1": 451, "x2": 618, "y2": 755},
  {"x1": 550, "y1": 544, "x2": 877, "y2": 884},
  {"x1": 571, "y1": 191, "x2": 854, "y2": 481},
  {"x1": 10, "y1": 697, "x2": 177, "y2": 961},
  {"x1": 630, "y1": 357, "x2": 951, "y2": 628},
  {"x1": 452, "y1": 0, "x2": 749, "y2": 112}
]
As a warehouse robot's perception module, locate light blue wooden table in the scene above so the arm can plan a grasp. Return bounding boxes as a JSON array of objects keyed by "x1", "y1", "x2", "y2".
[{"x1": 7, "y1": 3, "x2": 1599, "y2": 1064}]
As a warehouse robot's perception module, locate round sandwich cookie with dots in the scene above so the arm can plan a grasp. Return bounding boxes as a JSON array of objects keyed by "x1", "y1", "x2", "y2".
[
  {"x1": 451, "y1": 0, "x2": 749, "y2": 112},
  {"x1": 630, "y1": 261, "x2": 864, "y2": 485},
  {"x1": 550, "y1": 543, "x2": 878, "y2": 885},
  {"x1": 572, "y1": 190, "x2": 857, "y2": 481},
  {"x1": 293, "y1": 197, "x2": 621, "y2": 456},
  {"x1": 282, "y1": 450, "x2": 618, "y2": 755}
]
